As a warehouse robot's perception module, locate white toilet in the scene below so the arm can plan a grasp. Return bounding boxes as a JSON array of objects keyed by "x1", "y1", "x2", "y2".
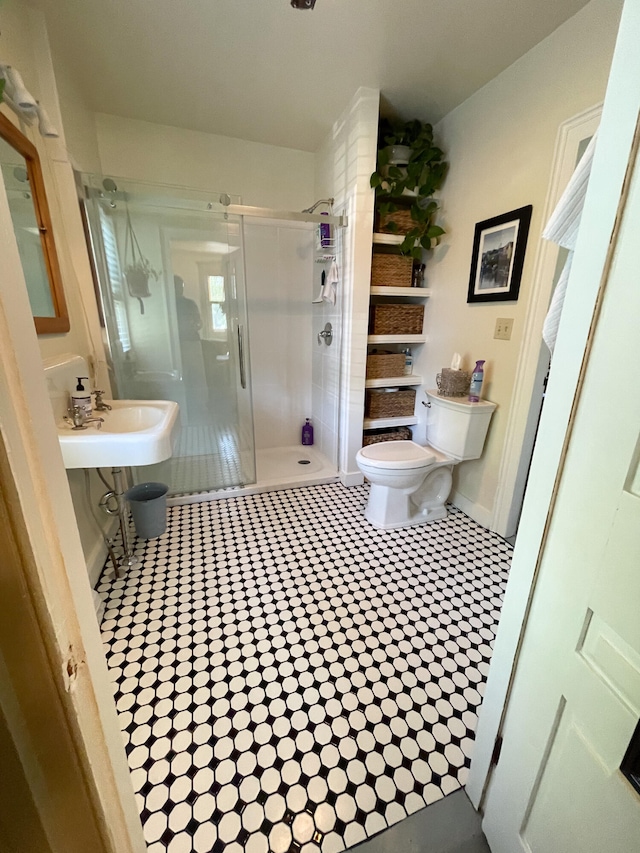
[{"x1": 356, "y1": 390, "x2": 496, "y2": 529}]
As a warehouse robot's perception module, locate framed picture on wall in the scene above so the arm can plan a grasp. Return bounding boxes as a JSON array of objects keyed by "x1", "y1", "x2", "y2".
[{"x1": 467, "y1": 205, "x2": 533, "y2": 303}]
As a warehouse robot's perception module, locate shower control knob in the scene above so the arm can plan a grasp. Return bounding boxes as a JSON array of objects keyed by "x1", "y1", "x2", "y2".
[{"x1": 317, "y1": 323, "x2": 333, "y2": 346}]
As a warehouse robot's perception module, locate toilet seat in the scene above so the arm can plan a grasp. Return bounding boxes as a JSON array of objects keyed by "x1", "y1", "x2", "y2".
[{"x1": 358, "y1": 440, "x2": 436, "y2": 470}]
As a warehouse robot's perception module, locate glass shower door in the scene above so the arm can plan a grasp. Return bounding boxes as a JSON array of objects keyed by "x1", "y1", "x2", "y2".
[{"x1": 82, "y1": 177, "x2": 256, "y2": 494}]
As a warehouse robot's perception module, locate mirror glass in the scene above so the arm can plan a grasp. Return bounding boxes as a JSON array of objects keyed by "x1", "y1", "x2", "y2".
[{"x1": 0, "y1": 113, "x2": 68, "y2": 333}]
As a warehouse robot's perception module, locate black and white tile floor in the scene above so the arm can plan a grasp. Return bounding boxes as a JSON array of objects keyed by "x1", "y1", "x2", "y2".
[{"x1": 97, "y1": 483, "x2": 511, "y2": 853}]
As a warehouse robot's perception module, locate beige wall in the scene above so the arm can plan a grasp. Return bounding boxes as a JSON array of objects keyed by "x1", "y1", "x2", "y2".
[
  {"x1": 48, "y1": 49, "x2": 101, "y2": 173},
  {"x1": 94, "y1": 112, "x2": 315, "y2": 209},
  {"x1": 0, "y1": 1, "x2": 113, "y2": 582},
  {"x1": 415, "y1": 0, "x2": 623, "y2": 524}
]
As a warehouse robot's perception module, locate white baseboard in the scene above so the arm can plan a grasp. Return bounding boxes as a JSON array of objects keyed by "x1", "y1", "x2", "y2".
[
  {"x1": 450, "y1": 489, "x2": 494, "y2": 531},
  {"x1": 86, "y1": 519, "x2": 118, "y2": 588},
  {"x1": 340, "y1": 470, "x2": 365, "y2": 487}
]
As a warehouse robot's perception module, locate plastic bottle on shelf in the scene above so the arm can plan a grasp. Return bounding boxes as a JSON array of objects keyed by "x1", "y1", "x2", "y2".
[
  {"x1": 403, "y1": 348, "x2": 413, "y2": 376},
  {"x1": 412, "y1": 263, "x2": 425, "y2": 288}
]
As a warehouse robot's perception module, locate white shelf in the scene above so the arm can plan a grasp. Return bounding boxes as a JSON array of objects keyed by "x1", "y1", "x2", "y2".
[
  {"x1": 370, "y1": 286, "x2": 431, "y2": 297},
  {"x1": 363, "y1": 416, "x2": 418, "y2": 429},
  {"x1": 368, "y1": 334, "x2": 426, "y2": 345},
  {"x1": 365, "y1": 375, "x2": 422, "y2": 388},
  {"x1": 372, "y1": 233, "x2": 405, "y2": 245}
]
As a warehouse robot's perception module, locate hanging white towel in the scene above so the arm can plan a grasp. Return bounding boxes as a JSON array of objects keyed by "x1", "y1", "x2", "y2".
[
  {"x1": 541, "y1": 132, "x2": 598, "y2": 354},
  {"x1": 322, "y1": 259, "x2": 339, "y2": 305}
]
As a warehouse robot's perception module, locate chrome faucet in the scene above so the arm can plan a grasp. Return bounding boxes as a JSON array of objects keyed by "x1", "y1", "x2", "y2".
[
  {"x1": 65, "y1": 405, "x2": 104, "y2": 430},
  {"x1": 92, "y1": 390, "x2": 112, "y2": 411}
]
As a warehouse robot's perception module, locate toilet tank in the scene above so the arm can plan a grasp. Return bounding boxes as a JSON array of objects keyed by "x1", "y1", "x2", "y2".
[{"x1": 425, "y1": 390, "x2": 496, "y2": 461}]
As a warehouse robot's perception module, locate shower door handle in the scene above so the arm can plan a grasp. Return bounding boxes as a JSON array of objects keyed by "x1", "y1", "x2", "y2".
[{"x1": 237, "y1": 324, "x2": 247, "y2": 389}]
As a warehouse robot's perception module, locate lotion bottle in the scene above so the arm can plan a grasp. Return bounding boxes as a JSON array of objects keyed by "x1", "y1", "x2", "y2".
[
  {"x1": 71, "y1": 376, "x2": 92, "y2": 415},
  {"x1": 468, "y1": 360, "x2": 485, "y2": 402}
]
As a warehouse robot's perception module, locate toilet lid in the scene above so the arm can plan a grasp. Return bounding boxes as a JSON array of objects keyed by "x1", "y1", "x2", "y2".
[{"x1": 359, "y1": 440, "x2": 436, "y2": 469}]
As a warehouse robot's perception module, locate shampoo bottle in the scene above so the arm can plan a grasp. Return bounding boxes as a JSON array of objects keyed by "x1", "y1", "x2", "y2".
[
  {"x1": 71, "y1": 376, "x2": 92, "y2": 415},
  {"x1": 301, "y1": 418, "x2": 314, "y2": 446},
  {"x1": 319, "y1": 212, "x2": 331, "y2": 248},
  {"x1": 468, "y1": 360, "x2": 485, "y2": 402},
  {"x1": 403, "y1": 348, "x2": 413, "y2": 376}
]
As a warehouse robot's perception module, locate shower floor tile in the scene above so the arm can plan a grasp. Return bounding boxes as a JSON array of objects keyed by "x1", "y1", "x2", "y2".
[
  {"x1": 97, "y1": 483, "x2": 511, "y2": 853},
  {"x1": 145, "y1": 425, "x2": 245, "y2": 495}
]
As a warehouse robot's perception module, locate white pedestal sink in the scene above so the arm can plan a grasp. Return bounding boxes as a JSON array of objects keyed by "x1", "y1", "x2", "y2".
[
  {"x1": 57, "y1": 398, "x2": 179, "y2": 573},
  {"x1": 57, "y1": 399, "x2": 179, "y2": 469}
]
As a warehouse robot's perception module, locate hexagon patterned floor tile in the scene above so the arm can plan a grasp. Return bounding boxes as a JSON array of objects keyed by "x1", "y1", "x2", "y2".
[{"x1": 97, "y1": 483, "x2": 511, "y2": 853}]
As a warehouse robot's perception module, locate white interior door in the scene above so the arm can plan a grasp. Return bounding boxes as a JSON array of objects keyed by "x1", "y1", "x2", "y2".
[{"x1": 481, "y1": 101, "x2": 640, "y2": 853}]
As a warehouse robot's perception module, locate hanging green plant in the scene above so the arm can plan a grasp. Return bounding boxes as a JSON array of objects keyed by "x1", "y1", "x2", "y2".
[
  {"x1": 370, "y1": 118, "x2": 448, "y2": 260},
  {"x1": 123, "y1": 206, "x2": 161, "y2": 315}
]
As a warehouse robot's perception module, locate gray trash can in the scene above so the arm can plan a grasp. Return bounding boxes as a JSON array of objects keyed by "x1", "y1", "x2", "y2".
[{"x1": 125, "y1": 482, "x2": 168, "y2": 539}]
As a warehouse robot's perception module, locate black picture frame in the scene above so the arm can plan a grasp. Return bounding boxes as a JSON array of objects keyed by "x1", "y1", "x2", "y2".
[{"x1": 467, "y1": 205, "x2": 532, "y2": 303}]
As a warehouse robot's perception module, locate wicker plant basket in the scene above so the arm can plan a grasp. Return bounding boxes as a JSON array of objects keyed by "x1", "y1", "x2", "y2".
[
  {"x1": 365, "y1": 388, "x2": 417, "y2": 419},
  {"x1": 369, "y1": 303, "x2": 424, "y2": 336},
  {"x1": 366, "y1": 351, "x2": 406, "y2": 379},
  {"x1": 377, "y1": 208, "x2": 415, "y2": 235},
  {"x1": 371, "y1": 253, "x2": 413, "y2": 288},
  {"x1": 363, "y1": 426, "x2": 412, "y2": 446}
]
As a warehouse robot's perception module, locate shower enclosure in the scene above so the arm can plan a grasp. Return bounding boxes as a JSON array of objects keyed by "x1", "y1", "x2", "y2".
[{"x1": 81, "y1": 176, "x2": 344, "y2": 498}]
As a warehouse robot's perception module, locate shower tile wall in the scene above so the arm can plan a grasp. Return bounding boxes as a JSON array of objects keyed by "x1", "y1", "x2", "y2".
[
  {"x1": 311, "y1": 245, "x2": 341, "y2": 466},
  {"x1": 244, "y1": 222, "x2": 314, "y2": 450},
  {"x1": 314, "y1": 88, "x2": 379, "y2": 480},
  {"x1": 98, "y1": 483, "x2": 510, "y2": 853}
]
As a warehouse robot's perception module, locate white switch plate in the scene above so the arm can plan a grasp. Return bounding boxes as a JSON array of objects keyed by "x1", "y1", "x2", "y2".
[{"x1": 494, "y1": 318, "x2": 514, "y2": 340}]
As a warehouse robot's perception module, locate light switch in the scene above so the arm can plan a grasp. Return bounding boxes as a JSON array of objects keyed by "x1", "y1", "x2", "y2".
[{"x1": 494, "y1": 318, "x2": 514, "y2": 340}]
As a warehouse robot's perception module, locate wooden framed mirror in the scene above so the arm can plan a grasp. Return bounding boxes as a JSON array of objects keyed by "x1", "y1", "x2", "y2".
[{"x1": 0, "y1": 112, "x2": 69, "y2": 333}]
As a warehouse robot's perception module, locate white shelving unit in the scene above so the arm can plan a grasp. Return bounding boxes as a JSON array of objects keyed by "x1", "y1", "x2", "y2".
[
  {"x1": 370, "y1": 286, "x2": 432, "y2": 297},
  {"x1": 365, "y1": 231, "x2": 429, "y2": 438},
  {"x1": 363, "y1": 415, "x2": 419, "y2": 429},
  {"x1": 367, "y1": 334, "x2": 426, "y2": 345},
  {"x1": 372, "y1": 233, "x2": 404, "y2": 246},
  {"x1": 365, "y1": 375, "x2": 423, "y2": 389}
]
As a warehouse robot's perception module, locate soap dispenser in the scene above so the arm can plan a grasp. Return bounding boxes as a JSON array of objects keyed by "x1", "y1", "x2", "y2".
[{"x1": 71, "y1": 376, "x2": 92, "y2": 415}]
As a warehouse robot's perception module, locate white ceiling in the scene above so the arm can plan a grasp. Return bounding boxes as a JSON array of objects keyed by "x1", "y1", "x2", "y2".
[{"x1": 38, "y1": 0, "x2": 590, "y2": 152}]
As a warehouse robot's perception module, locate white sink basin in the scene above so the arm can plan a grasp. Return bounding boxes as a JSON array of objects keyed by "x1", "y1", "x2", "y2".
[{"x1": 58, "y1": 399, "x2": 179, "y2": 469}]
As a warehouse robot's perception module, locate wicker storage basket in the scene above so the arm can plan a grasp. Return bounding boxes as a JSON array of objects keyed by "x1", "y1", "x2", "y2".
[
  {"x1": 371, "y1": 253, "x2": 413, "y2": 288},
  {"x1": 377, "y1": 208, "x2": 415, "y2": 235},
  {"x1": 366, "y1": 351, "x2": 406, "y2": 379},
  {"x1": 436, "y1": 368, "x2": 471, "y2": 397},
  {"x1": 369, "y1": 303, "x2": 424, "y2": 336},
  {"x1": 365, "y1": 388, "x2": 416, "y2": 419},
  {"x1": 363, "y1": 426, "x2": 412, "y2": 446}
]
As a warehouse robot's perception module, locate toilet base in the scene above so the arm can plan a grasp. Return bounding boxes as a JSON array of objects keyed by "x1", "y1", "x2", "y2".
[
  {"x1": 364, "y1": 498, "x2": 448, "y2": 530},
  {"x1": 363, "y1": 463, "x2": 454, "y2": 530}
]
